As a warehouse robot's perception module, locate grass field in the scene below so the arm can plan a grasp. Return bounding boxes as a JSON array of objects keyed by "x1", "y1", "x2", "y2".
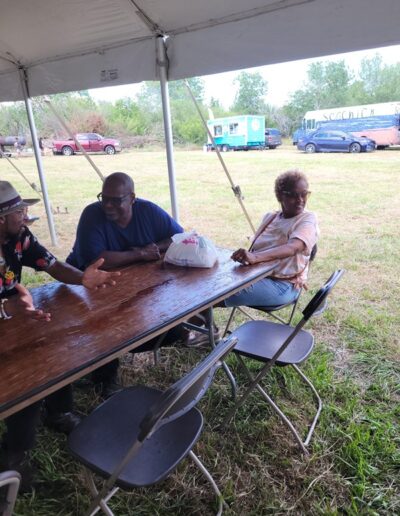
[{"x1": 1, "y1": 145, "x2": 399, "y2": 515}]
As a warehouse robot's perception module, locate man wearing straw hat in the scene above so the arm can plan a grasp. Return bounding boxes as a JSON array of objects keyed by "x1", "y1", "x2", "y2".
[{"x1": 0, "y1": 180, "x2": 120, "y2": 490}]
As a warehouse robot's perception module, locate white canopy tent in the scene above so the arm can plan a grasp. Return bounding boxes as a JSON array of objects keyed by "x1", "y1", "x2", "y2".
[{"x1": 1, "y1": 0, "x2": 399, "y2": 241}]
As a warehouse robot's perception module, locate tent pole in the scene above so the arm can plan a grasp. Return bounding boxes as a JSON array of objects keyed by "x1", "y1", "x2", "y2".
[
  {"x1": 18, "y1": 67, "x2": 58, "y2": 246},
  {"x1": 156, "y1": 36, "x2": 179, "y2": 223}
]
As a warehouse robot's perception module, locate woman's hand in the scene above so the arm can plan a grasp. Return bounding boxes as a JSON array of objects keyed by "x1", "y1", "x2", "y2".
[
  {"x1": 6, "y1": 283, "x2": 52, "y2": 322},
  {"x1": 231, "y1": 248, "x2": 257, "y2": 265},
  {"x1": 82, "y1": 258, "x2": 121, "y2": 290}
]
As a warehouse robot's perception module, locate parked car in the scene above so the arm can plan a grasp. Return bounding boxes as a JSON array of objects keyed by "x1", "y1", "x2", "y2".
[
  {"x1": 297, "y1": 130, "x2": 375, "y2": 153},
  {"x1": 52, "y1": 133, "x2": 121, "y2": 156},
  {"x1": 264, "y1": 128, "x2": 282, "y2": 149}
]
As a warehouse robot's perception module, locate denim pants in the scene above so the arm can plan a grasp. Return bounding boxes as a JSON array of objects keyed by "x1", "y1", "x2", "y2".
[{"x1": 224, "y1": 277, "x2": 299, "y2": 308}]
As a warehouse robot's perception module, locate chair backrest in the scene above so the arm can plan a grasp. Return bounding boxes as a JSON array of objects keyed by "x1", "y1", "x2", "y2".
[
  {"x1": 0, "y1": 470, "x2": 21, "y2": 516},
  {"x1": 302, "y1": 269, "x2": 344, "y2": 321},
  {"x1": 138, "y1": 334, "x2": 238, "y2": 441},
  {"x1": 253, "y1": 269, "x2": 344, "y2": 373}
]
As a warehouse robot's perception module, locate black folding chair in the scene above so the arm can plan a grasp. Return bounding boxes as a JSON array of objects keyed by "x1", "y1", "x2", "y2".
[
  {"x1": 0, "y1": 470, "x2": 21, "y2": 516},
  {"x1": 222, "y1": 244, "x2": 318, "y2": 333},
  {"x1": 68, "y1": 335, "x2": 238, "y2": 516},
  {"x1": 224, "y1": 270, "x2": 344, "y2": 454}
]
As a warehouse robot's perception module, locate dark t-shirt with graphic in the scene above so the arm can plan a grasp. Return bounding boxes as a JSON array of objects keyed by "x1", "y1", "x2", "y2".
[{"x1": 0, "y1": 226, "x2": 56, "y2": 298}]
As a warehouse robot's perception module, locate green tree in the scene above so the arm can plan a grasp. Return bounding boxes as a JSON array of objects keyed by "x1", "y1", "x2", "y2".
[
  {"x1": 231, "y1": 71, "x2": 268, "y2": 114},
  {"x1": 283, "y1": 60, "x2": 353, "y2": 131},
  {"x1": 356, "y1": 55, "x2": 400, "y2": 103}
]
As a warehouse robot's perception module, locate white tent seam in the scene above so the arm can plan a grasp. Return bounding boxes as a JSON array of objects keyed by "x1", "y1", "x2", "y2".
[{"x1": 169, "y1": 0, "x2": 315, "y2": 36}]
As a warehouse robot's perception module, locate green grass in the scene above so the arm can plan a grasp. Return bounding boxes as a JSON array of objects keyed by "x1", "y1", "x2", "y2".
[{"x1": 1, "y1": 144, "x2": 399, "y2": 515}]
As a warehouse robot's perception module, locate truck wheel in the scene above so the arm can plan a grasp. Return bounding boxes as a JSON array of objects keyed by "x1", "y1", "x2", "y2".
[
  {"x1": 269, "y1": 145, "x2": 276, "y2": 149},
  {"x1": 61, "y1": 146, "x2": 74, "y2": 156},
  {"x1": 104, "y1": 145, "x2": 116, "y2": 155},
  {"x1": 221, "y1": 145, "x2": 229, "y2": 152}
]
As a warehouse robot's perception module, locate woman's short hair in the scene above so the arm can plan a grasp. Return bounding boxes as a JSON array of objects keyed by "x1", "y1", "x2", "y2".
[{"x1": 275, "y1": 170, "x2": 308, "y2": 200}]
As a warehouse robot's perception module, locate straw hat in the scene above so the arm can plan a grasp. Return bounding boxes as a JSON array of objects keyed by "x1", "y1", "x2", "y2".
[{"x1": 0, "y1": 181, "x2": 39, "y2": 216}]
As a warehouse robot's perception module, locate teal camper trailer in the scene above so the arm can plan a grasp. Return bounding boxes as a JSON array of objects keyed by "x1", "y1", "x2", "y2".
[{"x1": 206, "y1": 115, "x2": 265, "y2": 151}]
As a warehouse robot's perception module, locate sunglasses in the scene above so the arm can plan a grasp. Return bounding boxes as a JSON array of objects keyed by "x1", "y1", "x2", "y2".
[
  {"x1": 282, "y1": 190, "x2": 311, "y2": 200},
  {"x1": 97, "y1": 192, "x2": 132, "y2": 207}
]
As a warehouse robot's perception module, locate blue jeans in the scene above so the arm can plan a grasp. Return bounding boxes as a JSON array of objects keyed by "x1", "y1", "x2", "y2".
[{"x1": 224, "y1": 278, "x2": 299, "y2": 308}]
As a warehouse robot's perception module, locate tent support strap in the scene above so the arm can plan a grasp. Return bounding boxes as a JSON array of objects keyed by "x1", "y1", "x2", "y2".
[
  {"x1": 184, "y1": 81, "x2": 255, "y2": 234},
  {"x1": 156, "y1": 36, "x2": 179, "y2": 223},
  {"x1": 18, "y1": 67, "x2": 58, "y2": 247}
]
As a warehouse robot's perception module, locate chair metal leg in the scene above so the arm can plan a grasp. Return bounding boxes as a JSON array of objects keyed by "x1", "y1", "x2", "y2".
[
  {"x1": 223, "y1": 354, "x2": 276, "y2": 426},
  {"x1": 189, "y1": 450, "x2": 227, "y2": 516},
  {"x1": 206, "y1": 307, "x2": 236, "y2": 399},
  {"x1": 292, "y1": 364, "x2": 322, "y2": 447},
  {"x1": 222, "y1": 306, "x2": 238, "y2": 337},
  {"x1": 152, "y1": 333, "x2": 168, "y2": 365},
  {"x1": 254, "y1": 382, "x2": 309, "y2": 455},
  {"x1": 84, "y1": 468, "x2": 119, "y2": 516},
  {"x1": 0, "y1": 471, "x2": 21, "y2": 516},
  {"x1": 224, "y1": 355, "x2": 322, "y2": 454}
]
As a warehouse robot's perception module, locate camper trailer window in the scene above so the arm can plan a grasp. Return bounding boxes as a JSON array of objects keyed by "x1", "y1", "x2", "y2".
[
  {"x1": 229, "y1": 123, "x2": 239, "y2": 135},
  {"x1": 214, "y1": 125, "x2": 222, "y2": 136}
]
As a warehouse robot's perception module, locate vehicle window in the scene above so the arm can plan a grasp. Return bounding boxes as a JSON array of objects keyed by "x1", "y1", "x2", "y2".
[
  {"x1": 327, "y1": 132, "x2": 341, "y2": 139},
  {"x1": 88, "y1": 133, "x2": 99, "y2": 141},
  {"x1": 307, "y1": 119, "x2": 316, "y2": 130},
  {"x1": 314, "y1": 132, "x2": 328, "y2": 139},
  {"x1": 214, "y1": 125, "x2": 222, "y2": 137},
  {"x1": 229, "y1": 123, "x2": 239, "y2": 135},
  {"x1": 76, "y1": 134, "x2": 88, "y2": 140}
]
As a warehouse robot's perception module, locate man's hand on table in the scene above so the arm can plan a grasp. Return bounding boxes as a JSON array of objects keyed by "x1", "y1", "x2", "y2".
[
  {"x1": 6, "y1": 283, "x2": 52, "y2": 322},
  {"x1": 131, "y1": 243, "x2": 161, "y2": 262},
  {"x1": 82, "y1": 258, "x2": 121, "y2": 290}
]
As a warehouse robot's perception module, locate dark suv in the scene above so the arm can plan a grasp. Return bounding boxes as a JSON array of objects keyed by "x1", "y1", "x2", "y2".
[{"x1": 265, "y1": 128, "x2": 282, "y2": 149}]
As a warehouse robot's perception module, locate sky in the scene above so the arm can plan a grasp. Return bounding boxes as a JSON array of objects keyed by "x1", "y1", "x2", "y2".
[{"x1": 89, "y1": 44, "x2": 400, "y2": 108}]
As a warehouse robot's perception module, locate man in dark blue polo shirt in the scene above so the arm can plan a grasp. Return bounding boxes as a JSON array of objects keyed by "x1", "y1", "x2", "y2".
[
  {"x1": 67, "y1": 172, "x2": 184, "y2": 395},
  {"x1": 67, "y1": 173, "x2": 182, "y2": 271}
]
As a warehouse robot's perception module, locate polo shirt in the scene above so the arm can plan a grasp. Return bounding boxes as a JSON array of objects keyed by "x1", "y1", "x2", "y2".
[{"x1": 67, "y1": 199, "x2": 183, "y2": 270}]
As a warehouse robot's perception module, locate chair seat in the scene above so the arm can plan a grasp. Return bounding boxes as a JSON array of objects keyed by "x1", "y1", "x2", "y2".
[
  {"x1": 68, "y1": 386, "x2": 203, "y2": 490},
  {"x1": 231, "y1": 320, "x2": 314, "y2": 365}
]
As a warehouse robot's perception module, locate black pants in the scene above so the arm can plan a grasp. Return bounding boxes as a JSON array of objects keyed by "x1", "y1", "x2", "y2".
[{"x1": 2, "y1": 385, "x2": 73, "y2": 453}]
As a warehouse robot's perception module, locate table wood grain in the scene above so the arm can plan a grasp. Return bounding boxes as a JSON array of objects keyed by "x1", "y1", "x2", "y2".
[{"x1": 0, "y1": 249, "x2": 274, "y2": 419}]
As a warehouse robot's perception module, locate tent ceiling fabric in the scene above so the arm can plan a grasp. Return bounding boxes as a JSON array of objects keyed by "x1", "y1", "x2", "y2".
[{"x1": 0, "y1": 0, "x2": 399, "y2": 101}]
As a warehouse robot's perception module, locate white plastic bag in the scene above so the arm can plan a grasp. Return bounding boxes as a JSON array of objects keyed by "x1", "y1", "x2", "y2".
[{"x1": 164, "y1": 231, "x2": 218, "y2": 268}]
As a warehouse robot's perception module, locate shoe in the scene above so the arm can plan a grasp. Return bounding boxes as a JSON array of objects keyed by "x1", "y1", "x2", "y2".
[
  {"x1": 184, "y1": 328, "x2": 221, "y2": 349},
  {"x1": 0, "y1": 447, "x2": 35, "y2": 493},
  {"x1": 43, "y1": 411, "x2": 81, "y2": 434}
]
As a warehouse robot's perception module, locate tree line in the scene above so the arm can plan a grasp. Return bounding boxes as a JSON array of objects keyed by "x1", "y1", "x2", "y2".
[{"x1": 0, "y1": 54, "x2": 399, "y2": 147}]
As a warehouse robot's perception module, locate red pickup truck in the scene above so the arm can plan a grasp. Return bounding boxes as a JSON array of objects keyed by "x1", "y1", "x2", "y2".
[{"x1": 52, "y1": 133, "x2": 121, "y2": 156}]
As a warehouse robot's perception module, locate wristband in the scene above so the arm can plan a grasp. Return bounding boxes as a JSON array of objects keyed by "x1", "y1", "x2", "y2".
[{"x1": 0, "y1": 298, "x2": 12, "y2": 320}]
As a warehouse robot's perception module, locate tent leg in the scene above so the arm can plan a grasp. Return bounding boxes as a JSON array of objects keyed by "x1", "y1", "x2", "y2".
[
  {"x1": 156, "y1": 36, "x2": 179, "y2": 223},
  {"x1": 19, "y1": 67, "x2": 58, "y2": 247}
]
